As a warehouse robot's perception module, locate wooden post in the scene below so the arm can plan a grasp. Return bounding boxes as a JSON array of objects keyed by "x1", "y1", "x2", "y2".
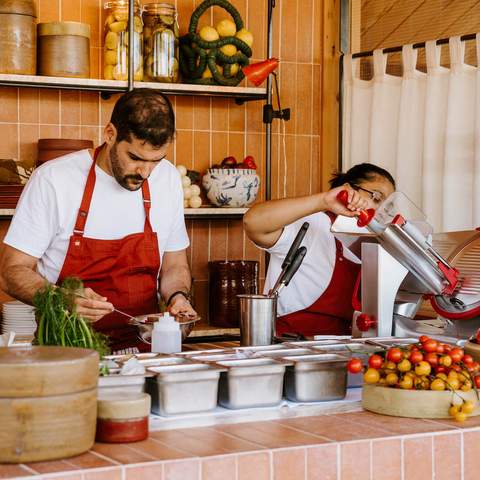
[{"x1": 320, "y1": 0, "x2": 341, "y2": 191}]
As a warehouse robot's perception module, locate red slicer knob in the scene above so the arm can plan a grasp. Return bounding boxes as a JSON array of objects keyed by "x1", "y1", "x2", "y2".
[
  {"x1": 335, "y1": 191, "x2": 375, "y2": 227},
  {"x1": 356, "y1": 313, "x2": 376, "y2": 332}
]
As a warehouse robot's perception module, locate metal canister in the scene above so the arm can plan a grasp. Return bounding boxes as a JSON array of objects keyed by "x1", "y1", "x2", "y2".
[{"x1": 237, "y1": 294, "x2": 276, "y2": 346}]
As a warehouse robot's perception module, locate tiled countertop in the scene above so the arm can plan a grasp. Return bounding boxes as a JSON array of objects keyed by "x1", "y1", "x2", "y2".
[{"x1": 2, "y1": 411, "x2": 480, "y2": 480}]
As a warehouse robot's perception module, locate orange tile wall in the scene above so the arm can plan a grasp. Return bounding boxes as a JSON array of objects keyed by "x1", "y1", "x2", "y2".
[{"x1": 0, "y1": 0, "x2": 323, "y2": 323}]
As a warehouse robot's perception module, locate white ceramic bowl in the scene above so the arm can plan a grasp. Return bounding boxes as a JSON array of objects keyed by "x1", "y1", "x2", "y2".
[{"x1": 202, "y1": 168, "x2": 260, "y2": 208}]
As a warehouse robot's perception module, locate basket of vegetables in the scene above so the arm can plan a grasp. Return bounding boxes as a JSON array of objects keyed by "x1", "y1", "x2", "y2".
[{"x1": 179, "y1": 0, "x2": 253, "y2": 86}]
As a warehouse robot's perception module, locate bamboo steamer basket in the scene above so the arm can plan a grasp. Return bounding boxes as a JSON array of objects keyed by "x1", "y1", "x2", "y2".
[
  {"x1": 0, "y1": 0, "x2": 37, "y2": 74},
  {"x1": 37, "y1": 21, "x2": 90, "y2": 78},
  {"x1": 362, "y1": 384, "x2": 480, "y2": 419},
  {"x1": 0, "y1": 346, "x2": 99, "y2": 463}
]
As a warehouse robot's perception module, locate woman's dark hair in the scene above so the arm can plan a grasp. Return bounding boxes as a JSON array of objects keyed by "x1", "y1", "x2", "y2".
[
  {"x1": 329, "y1": 163, "x2": 396, "y2": 189},
  {"x1": 110, "y1": 88, "x2": 175, "y2": 147}
]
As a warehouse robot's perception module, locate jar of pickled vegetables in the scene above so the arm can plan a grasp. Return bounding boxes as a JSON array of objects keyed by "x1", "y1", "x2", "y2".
[
  {"x1": 103, "y1": 0, "x2": 143, "y2": 81},
  {"x1": 142, "y1": 3, "x2": 179, "y2": 83}
]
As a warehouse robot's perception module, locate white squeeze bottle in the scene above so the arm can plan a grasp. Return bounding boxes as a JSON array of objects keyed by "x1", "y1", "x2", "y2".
[{"x1": 151, "y1": 313, "x2": 182, "y2": 354}]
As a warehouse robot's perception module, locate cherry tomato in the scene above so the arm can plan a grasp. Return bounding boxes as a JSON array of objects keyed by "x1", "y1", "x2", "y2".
[
  {"x1": 415, "y1": 361, "x2": 432, "y2": 376},
  {"x1": 419, "y1": 335, "x2": 430, "y2": 344},
  {"x1": 471, "y1": 362, "x2": 480, "y2": 373},
  {"x1": 386, "y1": 347, "x2": 403, "y2": 364},
  {"x1": 462, "y1": 354, "x2": 474, "y2": 366},
  {"x1": 474, "y1": 376, "x2": 480, "y2": 389},
  {"x1": 364, "y1": 368, "x2": 380, "y2": 384},
  {"x1": 423, "y1": 339, "x2": 438, "y2": 353},
  {"x1": 436, "y1": 343, "x2": 445, "y2": 354},
  {"x1": 409, "y1": 350, "x2": 423, "y2": 364},
  {"x1": 444, "y1": 344, "x2": 452, "y2": 353},
  {"x1": 439, "y1": 355, "x2": 452, "y2": 367},
  {"x1": 347, "y1": 358, "x2": 363, "y2": 374},
  {"x1": 436, "y1": 365, "x2": 447, "y2": 374},
  {"x1": 368, "y1": 354, "x2": 383, "y2": 370},
  {"x1": 451, "y1": 364, "x2": 462, "y2": 372},
  {"x1": 450, "y1": 348, "x2": 464, "y2": 363},
  {"x1": 425, "y1": 352, "x2": 438, "y2": 367},
  {"x1": 242, "y1": 155, "x2": 257, "y2": 170}
]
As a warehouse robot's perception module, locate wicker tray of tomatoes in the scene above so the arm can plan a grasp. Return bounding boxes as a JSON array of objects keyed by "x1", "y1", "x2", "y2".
[{"x1": 347, "y1": 336, "x2": 480, "y2": 421}]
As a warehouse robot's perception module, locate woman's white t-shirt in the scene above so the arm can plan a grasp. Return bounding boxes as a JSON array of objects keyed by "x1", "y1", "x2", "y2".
[
  {"x1": 4, "y1": 149, "x2": 189, "y2": 283},
  {"x1": 263, "y1": 212, "x2": 361, "y2": 316}
]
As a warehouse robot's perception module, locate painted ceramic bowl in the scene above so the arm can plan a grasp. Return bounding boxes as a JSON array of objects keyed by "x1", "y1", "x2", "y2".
[{"x1": 202, "y1": 168, "x2": 260, "y2": 208}]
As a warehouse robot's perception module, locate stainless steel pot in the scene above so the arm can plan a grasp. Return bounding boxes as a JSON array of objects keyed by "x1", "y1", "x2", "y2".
[{"x1": 237, "y1": 294, "x2": 276, "y2": 346}]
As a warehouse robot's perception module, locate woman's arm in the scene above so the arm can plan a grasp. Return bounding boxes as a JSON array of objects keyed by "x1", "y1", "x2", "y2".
[{"x1": 243, "y1": 185, "x2": 369, "y2": 249}]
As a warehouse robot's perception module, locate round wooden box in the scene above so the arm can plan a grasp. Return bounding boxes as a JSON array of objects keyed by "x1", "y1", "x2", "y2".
[
  {"x1": 362, "y1": 384, "x2": 480, "y2": 419},
  {"x1": 0, "y1": 346, "x2": 99, "y2": 463}
]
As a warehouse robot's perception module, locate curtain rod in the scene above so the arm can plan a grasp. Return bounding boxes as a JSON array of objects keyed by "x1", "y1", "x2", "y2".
[{"x1": 351, "y1": 32, "x2": 477, "y2": 59}]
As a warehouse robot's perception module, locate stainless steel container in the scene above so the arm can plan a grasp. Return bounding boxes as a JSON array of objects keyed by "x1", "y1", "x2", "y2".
[
  {"x1": 98, "y1": 373, "x2": 151, "y2": 395},
  {"x1": 281, "y1": 354, "x2": 348, "y2": 402},
  {"x1": 146, "y1": 364, "x2": 223, "y2": 416},
  {"x1": 216, "y1": 358, "x2": 286, "y2": 409},
  {"x1": 255, "y1": 348, "x2": 313, "y2": 358},
  {"x1": 237, "y1": 294, "x2": 276, "y2": 346}
]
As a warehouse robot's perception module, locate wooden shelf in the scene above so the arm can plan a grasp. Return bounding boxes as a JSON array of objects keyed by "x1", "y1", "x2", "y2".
[
  {"x1": 0, "y1": 73, "x2": 267, "y2": 101},
  {"x1": 0, "y1": 207, "x2": 248, "y2": 219}
]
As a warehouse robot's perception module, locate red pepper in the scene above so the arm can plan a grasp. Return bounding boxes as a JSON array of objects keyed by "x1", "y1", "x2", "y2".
[
  {"x1": 221, "y1": 156, "x2": 237, "y2": 168},
  {"x1": 242, "y1": 58, "x2": 279, "y2": 86},
  {"x1": 243, "y1": 155, "x2": 257, "y2": 170}
]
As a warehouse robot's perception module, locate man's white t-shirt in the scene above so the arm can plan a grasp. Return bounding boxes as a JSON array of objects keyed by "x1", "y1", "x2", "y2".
[
  {"x1": 263, "y1": 212, "x2": 361, "y2": 316},
  {"x1": 4, "y1": 149, "x2": 189, "y2": 283}
]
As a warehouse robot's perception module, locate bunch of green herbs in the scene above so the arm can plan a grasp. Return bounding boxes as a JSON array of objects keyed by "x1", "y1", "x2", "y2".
[{"x1": 33, "y1": 277, "x2": 110, "y2": 357}]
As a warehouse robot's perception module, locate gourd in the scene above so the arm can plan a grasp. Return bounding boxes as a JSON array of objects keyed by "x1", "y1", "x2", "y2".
[{"x1": 179, "y1": 0, "x2": 252, "y2": 86}]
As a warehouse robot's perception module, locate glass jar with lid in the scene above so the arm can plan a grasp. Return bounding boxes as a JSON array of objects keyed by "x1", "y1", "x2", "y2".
[
  {"x1": 142, "y1": 3, "x2": 179, "y2": 83},
  {"x1": 103, "y1": 0, "x2": 143, "y2": 81}
]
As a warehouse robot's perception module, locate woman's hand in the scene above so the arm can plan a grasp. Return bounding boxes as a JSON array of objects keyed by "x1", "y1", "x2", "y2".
[
  {"x1": 73, "y1": 287, "x2": 114, "y2": 322},
  {"x1": 322, "y1": 185, "x2": 370, "y2": 217}
]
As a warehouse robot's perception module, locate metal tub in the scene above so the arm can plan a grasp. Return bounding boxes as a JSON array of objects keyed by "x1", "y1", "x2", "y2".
[
  {"x1": 216, "y1": 358, "x2": 286, "y2": 409},
  {"x1": 98, "y1": 373, "x2": 152, "y2": 395},
  {"x1": 254, "y1": 348, "x2": 313, "y2": 358},
  {"x1": 146, "y1": 364, "x2": 223, "y2": 416},
  {"x1": 281, "y1": 354, "x2": 348, "y2": 402}
]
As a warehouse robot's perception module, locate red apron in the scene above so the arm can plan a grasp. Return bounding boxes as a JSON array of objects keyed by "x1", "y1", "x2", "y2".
[
  {"x1": 276, "y1": 238, "x2": 360, "y2": 337},
  {"x1": 57, "y1": 146, "x2": 161, "y2": 353}
]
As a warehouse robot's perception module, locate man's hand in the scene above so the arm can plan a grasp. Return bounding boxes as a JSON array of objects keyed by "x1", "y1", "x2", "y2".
[
  {"x1": 322, "y1": 185, "x2": 370, "y2": 217},
  {"x1": 73, "y1": 287, "x2": 114, "y2": 322},
  {"x1": 167, "y1": 293, "x2": 197, "y2": 317}
]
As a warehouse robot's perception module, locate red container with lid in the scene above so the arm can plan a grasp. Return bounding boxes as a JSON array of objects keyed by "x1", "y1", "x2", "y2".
[{"x1": 96, "y1": 392, "x2": 151, "y2": 443}]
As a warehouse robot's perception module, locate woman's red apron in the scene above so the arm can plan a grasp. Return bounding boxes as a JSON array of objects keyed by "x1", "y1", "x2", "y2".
[
  {"x1": 57, "y1": 146, "x2": 161, "y2": 353},
  {"x1": 276, "y1": 238, "x2": 360, "y2": 337}
]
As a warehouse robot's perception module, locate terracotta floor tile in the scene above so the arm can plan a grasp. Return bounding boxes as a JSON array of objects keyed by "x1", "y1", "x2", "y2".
[
  {"x1": 201, "y1": 455, "x2": 236, "y2": 480},
  {"x1": 64, "y1": 451, "x2": 118, "y2": 470},
  {"x1": 342, "y1": 411, "x2": 457, "y2": 436},
  {"x1": 25, "y1": 459, "x2": 76, "y2": 474},
  {"x1": 124, "y1": 438, "x2": 193, "y2": 461},
  {"x1": 433, "y1": 433, "x2": 461, "y2": 480},
  {"x1": 164, "y1": 459, "x2": 200, "y2": 480},
  {"x1": 463, "y1": 430, "x2": 480, "y2": 480},
  {"x1": 215, "y1": 420, "x2": 328, "y2": 449},
  {"x1": 92, "y1": 443, "x2": 156, "y2": 464},
  {"x1": 83, "y1": 468, "x2": 123, "y2": 480},
  {"x1": 433, "y1": 414, "x2": 480, "y2": 429},
  {"x1": 306, "y1": 444, "x2": 337, "y2": 480},
  {"x1": 273, "y1": 449, "x2": 306, "y2": 480},
  {"x1": 403, "y1": 436, "x2": 433, "y2": 480},
  {"x1": 341, "y1": 441, "x2": 370, "y2": 480},
  {"x1": 124, "y1": 463, "x2": 164, "y2": 480},
  {"x1": 372, "y1": 438, "x2": 401, "y2": 480},
  {"x1": 278, "y1": 415, "x2": 388, "y2": 442},
  {"x1": 237, "y1": 452, "x2": 271, "y2": 480},
  {"x1": 0, "y1": 465, "x2": 35, "y2": 479}
]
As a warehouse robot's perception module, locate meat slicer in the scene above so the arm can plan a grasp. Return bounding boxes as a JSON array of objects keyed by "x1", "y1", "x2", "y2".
[{"x1": 332, "y1": 191, "x2": 480, "y2": 342}]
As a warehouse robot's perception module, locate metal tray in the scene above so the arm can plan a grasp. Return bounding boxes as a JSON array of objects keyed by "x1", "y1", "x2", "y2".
[
  {"x1": 280, "y1": 354, "x2": 348, "y2": 403},
  {"x1": 98, "y1": 373, "x2": 152, "y2": 395},
  {"x1": 215, "y1": 358, "x2": 286, "y2": 409},
  {"x1": 175, "y1": 348, "x2": 229, "y2": 357},
  {"x1": 146, "y1": 363, "x2": 223, "y2": 416},
  {"x1": 254, "y1": 348, "x2": 313, "y2": 358},
  {"x1": 285, "y1": 340, "x2": 349, "y2": 348}
]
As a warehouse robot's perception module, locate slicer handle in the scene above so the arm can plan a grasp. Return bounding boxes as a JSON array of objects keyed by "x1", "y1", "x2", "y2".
[
  {"x1": 281, "y1": 222, "x2": 309, "y2": 270},
  {"x1": 356, "y1": 313, "x2": 377, "y2": 332},
  {"x1": 336, "y1": 190, "x2": 375, "y2": 227}
]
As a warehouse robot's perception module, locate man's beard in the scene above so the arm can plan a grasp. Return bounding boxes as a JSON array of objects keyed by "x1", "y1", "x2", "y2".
[{"x1": 110, "y1": 143, "x2": 144, "y2": 191}]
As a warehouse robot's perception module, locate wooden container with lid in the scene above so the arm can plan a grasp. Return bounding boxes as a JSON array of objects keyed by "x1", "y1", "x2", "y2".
[
  {"x1": 37, "y1": 138, "x2": 94, "y2": 166},
  {"x1": 0, "y1": 0, "x2": 37, "y2": 74},
  {"x1": 37, "y1": 21, "x2": 90, "y2": 78},
  {"x1": 0, "y1": 346, "x2": 99, "y2": 463}
]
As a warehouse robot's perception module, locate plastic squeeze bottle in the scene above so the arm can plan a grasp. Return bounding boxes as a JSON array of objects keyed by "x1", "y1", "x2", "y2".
[{"x1": 151, "y1": 313, "x2": 182, "y2": 353}]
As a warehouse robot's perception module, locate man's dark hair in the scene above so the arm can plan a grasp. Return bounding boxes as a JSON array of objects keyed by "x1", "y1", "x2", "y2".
[
  {"x1": 110, "y1": 88, "x2": 175, "y2": 147},
  {"x1": 329, "y1": 163, "x2": 396, "y2": 189}
]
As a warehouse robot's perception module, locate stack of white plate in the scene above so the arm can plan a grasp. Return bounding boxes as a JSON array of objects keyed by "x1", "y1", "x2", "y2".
[{"x1": 1, "y1": 301, "x2": 36, "y2": 337}]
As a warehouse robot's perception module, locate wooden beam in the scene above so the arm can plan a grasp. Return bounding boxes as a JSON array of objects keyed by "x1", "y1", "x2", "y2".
[{"x1": 320, "y1": 0, "x2": 341, "y2": 190}]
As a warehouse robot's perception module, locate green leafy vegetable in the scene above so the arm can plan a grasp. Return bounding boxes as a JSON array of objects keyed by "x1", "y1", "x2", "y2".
[{"x1": 33, "y1": 277, "x2": 110, "y2": 357}]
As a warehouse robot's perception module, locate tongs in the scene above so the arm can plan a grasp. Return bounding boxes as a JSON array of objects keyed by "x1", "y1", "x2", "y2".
[{"x1": 268, "y1": 222, "x2": 309, "y2": 297}]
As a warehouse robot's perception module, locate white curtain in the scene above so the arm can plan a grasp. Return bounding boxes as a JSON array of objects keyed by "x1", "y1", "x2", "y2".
[{"x1": 342, "y1": 35, "x2": 480, "y2": 232}]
